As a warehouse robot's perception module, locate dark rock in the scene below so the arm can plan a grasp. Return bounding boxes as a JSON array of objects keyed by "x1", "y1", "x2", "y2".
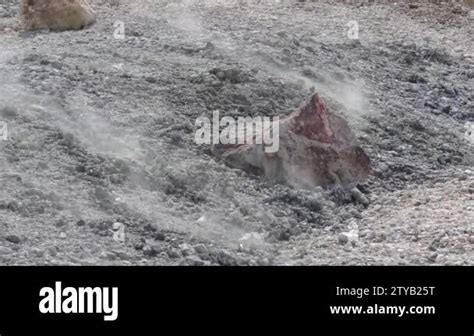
[
  {"x1": 183, "y1": 256, "x2": 206, "y2": 266},
  {"x1": 210, "y1": 68, "x2": 249, "y2": 84},
  {"x1": 112, "y1": 250, "x2": 130, "y2": 260},
  {"x1": 216, "y1": 250, "x2": 237, "y2": 266},
  {"x1": 304, "y1": 195, "x2": 323, "y2": 211},
  {"x1": 428, "y1": 253, "x2": 438, "y2": 263},
  {"x1": 257, "y1": 258, "x2": 271, "y2": 266},
  {"x1": 144, "y1": 223, "x2": 158, "y2": 232},
  {"x1": 179, "y1": 243, "x2": 194, "y2": 257},
  {"x1": 0, "y1": 105, "x2": 18, "y2": 118},
  {"x1": 143, "y1": 245, "x2": 158, "y2": 257},
  {"x1": 338, "y1": 233, "x2": 349, "y2": 245},
  {"x1": 47, "y1": 246, "x2": 58, "y2": 257},
  {"x1": 145, "y1": 76, "x2": 157, "y2": 84},
  {"x1": 5, "y1": 234, "x2": 21, "y2": 244},
  {"x1": 194, "y1": 244, "x2": 209, "y2": 258},
  {"x1": 277, "y1": 229, "x2": 291, "y2": 241},
  {"x1": 6, "y1": 201, "x2": 19, "y2": 212},
  {"x1": 350, "y1": 187, "x2": 370, "y2": 206},
  {"x1": 441, "y1": 105, "x2": 451, "y2": 114},
  {"x1": 54, "y1": 218, "x2": 67, "y2": 228},
  {"x1": 408, "y1": 119, "x2": 425, "y2": 132},
  {"x1": 167, "y1": 248, "x2": 182, "y2": 259},
  {"x1": 376, "y1": 233, "x2": 387, "y2": 242},
  {"x1": 134, "y1": 242, "x2": 144, "y2": 250},
  {"x1": 153, "y1": 232, "x2": 166, "y2": 241},
  {"x1": 429, "y1": 238, "x2": 440, "y2": 251},
  {"x1": 406, "y1": 73, "x2": 425, "y2": 83}
]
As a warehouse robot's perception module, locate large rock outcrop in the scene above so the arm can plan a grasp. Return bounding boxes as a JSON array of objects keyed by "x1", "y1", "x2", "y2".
[
  {"x1": 21, "y1": 0, "x2": 95, "y2": 31},
  {"x1": 215, "y1": 93, "x2": 371, "y2": 189}
]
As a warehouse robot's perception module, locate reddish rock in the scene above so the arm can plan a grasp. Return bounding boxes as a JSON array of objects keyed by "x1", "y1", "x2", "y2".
[{"x1": 215, "y1": 93, "x2": 371, "y2": 188}]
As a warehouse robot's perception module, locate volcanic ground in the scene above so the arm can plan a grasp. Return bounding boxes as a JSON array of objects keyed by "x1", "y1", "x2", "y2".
[{"x1": 0, "y1": 0, "x2": 472, "y2": 265}]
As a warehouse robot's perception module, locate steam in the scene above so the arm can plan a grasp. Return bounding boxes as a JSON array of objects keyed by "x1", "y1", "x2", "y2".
[
  {"x1": 0, "y1": 0, "x2": 374, "y2": 251},
  {"x1": 134, "y1": 0, "x2": 375, "y2": 130},
  {"x1": 113, "y1": 0, "x2": 375, "y2": 244},
  {"x1": 252, "y1": 57, "x2": 372, "y2": 129}
]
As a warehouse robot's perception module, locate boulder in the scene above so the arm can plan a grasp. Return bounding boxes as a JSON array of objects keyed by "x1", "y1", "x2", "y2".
[
  {"x1": 215, "y1": 93, "x2": 371, "y2": 188},
  {"x1": 21, "y1": 0, "x2": 95, "y2": 31},
  {"x1": 464, "y1": 0, "x2": 474, "y2": 8}
]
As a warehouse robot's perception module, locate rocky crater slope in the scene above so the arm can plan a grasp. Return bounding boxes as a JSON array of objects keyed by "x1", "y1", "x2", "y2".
[{"x1": 0, "y1": 0, "x2": 472, "y2": 265}]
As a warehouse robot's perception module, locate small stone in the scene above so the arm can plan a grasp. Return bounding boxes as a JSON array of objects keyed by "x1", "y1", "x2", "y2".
[
  {"x1": 113, "y1": 222, "x2": 123, "y2": 231},
  {"x1": 215, "y1": 71, "x2": 225, "y2": 80},
  {"x1": 167, "y1": 248, "x2": 181, "y2": 259},
  {"x1": 10, "y1": 244, "x2": 20, "y2": 252},
  {"x1": 112, "y1": 250, "x2": 130, "y2": 260},
  {"x1": 349, "y1": 208, "x2": 362, "y2": 219},
  {"x1": 5, "y1": 234, "x2": 21, "y2": 244},
  {"x1": 31, "y1": 248, "x2": 45, "y2": 258},
  {"x1": 338, "y1": 233, "x2": 349, "y2": 245},
  {"x1": 235, "y1": 256, "x2": 249, "y2": 266},
  {"x1": 103, "y1": 251, "x2": 116, "y2": 260},
  {"x1": 179, "y1": 243, "x2": 194, "y2": 257},
  {"x1": 373, "y1": 204, "x2": 382, "y2": 211},
  {"x1": 194, "y1": 244, "x2": 209, "y2": 258},
  {"x1": 429, "y1": 238, "x2": 440, "y2": 251},
  {"x1": 216, "y1": 250, "x2": 237, "y2": 266},
  {"x1": 145, "y1": 76, "x2": 157, "y2": 84},
  {"x1": 351, "y1": 187, "x2": 370, "y2": 206},
  {"x1": 144, "y1": 223, "x2": 157, "y2": 232},
  {"x1": 59, "y1": 232, "x2": 67, "y2": 239},
  {"x1": 143, "y1": 245, "x2": 157, "y2": 257},
  {"x1": 0, "y1": 246, "x2": 12, "y2": 255},
  {"x1": 153, "y1": 232, "x2": 166, "y2": 241},
  {"x1": 7, "y1": 201, "x2": 19, "y2": 212},
  {"x1": 428, "y1": 253, "x2": 438, "y2": 263},
  {"x1": 256, "y1": 258, "x2": 271, "y2": 266},
  {"x1": 54, "y1": 218, "x2": 67, "y2": 228},
  {"x1": 305, "y1": 195, "x2": 323, "y2": 211},
  {"x1": 184, "y1": 256, "x2": 205, "y2": 266},
  {"x1": 277, "y1": 229, "x2": 291, "y2": 241},
  {"x1": 439, "y1": 236, "x2": 449, "y2": 248},
  {"x1": 1, "y1": 106, "x2": 18, "y2": 118},
  {"x1": 376, "y1": 233, "x2": 387, "y2": 242},
  {"x1": 288, "y1": 226, "x2": 301, "y2": 236},
  {"x1": 47, "y1": 247, "x2": 58, "y2": 257}
]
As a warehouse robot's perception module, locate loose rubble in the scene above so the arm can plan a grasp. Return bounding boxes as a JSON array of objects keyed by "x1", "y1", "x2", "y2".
[{"x1": 0, "y1": 0, "x2": 472, "y2": 265}]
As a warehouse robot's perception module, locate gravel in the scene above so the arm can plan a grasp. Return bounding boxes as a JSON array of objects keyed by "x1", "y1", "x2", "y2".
[{"x1": 0, "y1": 0, "x2": 472, "y2": 265}]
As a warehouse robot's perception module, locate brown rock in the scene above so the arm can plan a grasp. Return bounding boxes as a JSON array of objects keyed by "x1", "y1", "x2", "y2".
[{"x1": 21, "y1": 0, "x2": 95, "y2": 31}]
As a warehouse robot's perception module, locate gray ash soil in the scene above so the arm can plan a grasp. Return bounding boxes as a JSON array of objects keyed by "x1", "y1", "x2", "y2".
[{"x1": 0, "y1": 0, "x2": 472, "y2": 265}]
